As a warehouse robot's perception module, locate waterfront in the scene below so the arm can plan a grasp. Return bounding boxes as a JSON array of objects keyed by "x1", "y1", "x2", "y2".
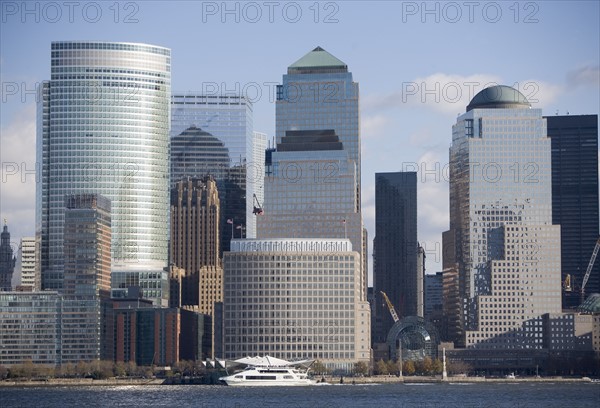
[{"x1": 1, "y1": 382, "x2": 598, "y2": 408}]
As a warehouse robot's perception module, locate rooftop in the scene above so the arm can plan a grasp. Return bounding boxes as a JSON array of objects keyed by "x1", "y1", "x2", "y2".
[
  {"x1": 288, "y1": 46, "x2": 348, "y2": 74},
  {"x1": 466, "y1": 85, "x2": 531, "y2": 111}
]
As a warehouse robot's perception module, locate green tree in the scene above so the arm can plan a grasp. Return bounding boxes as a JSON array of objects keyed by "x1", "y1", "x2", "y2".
[{"x1": 375, "y1": 359, "x2": 389, "y2": 375}]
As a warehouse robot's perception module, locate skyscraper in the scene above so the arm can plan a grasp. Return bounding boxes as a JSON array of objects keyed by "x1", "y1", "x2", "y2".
[
  {"x1": 170, "y1": 177, "x2": 222, "y2": 309},
  {"x1": 276, "y1": 46, "x2": 361, "y2": 202},
  {"x1": 545, "y1": 115, "x2": 599, "y2": 308},
  {"x1": 0, "y1": 223, "x2": 16, "y2": 291},
  {"x1": 37, "y1": 42, "x2": 171, "y2": 306},
  {"x1": 372, "y1": 172, "x2": 418, "y2": 344},
  {"x1": 272, "y1": 46, "x2": 365, "y2": 293},
  {"x1": 257, "y1": 130, "x2": 364, "y2": 298},
  {"x1": 171, "y1": 94, "x2": 256, "y2": 247},
  {"x1": 445, "y1": 85, "x2": 561, "y2": 349},
  {"x1": 62, "y1": 193, "x2": 111, "y2": 363}
]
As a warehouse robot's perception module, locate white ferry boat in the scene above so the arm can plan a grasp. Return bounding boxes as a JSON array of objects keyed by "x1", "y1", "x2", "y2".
[{"x1": 219, "y1": 356, "x2": 316, "y2": 386}]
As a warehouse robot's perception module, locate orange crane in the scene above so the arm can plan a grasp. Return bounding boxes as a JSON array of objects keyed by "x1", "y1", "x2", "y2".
[{"x1": 380, "y1": 291, "x2": 399, "y2": 323}]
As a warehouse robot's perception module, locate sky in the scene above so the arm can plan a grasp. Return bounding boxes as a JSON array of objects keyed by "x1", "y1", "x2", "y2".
[{"x1": 1, "y1": 1, "x2": 599, "y2": 282}]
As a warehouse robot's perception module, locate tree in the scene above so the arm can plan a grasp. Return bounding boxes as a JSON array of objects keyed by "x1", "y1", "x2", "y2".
[
  {"x1": 375, "y1": 359, "x2": 389, "y2": 375},
  {"x1": 421, "y1": 357, "x2": 433, "y2": 375},
  {"x1": 403, "y1": 360, "x2": 416, "y2": 375},
  {"x1": 311, "y1": 360, "x2": 328, "y2": 375},
  {"x1": 113, "y1": 361, "x2": 127, "y2": 377},
  {"x1": 432, "y1": 358, "x2": 443, "y2": 375},
  {"x1": 387, "y1": 360, "x2": 400, "y2": 376},
  {"x1": 353, "y1": 361, "x2": 368, "y2": 376},
  {"x1": 0, "y1": 365, "x2": 8, "y2": 380}
]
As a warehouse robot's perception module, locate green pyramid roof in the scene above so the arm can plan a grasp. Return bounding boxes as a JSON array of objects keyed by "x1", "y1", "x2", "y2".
[{"x1": 288, "y1": 46, "x2": 347, "y2": 73}]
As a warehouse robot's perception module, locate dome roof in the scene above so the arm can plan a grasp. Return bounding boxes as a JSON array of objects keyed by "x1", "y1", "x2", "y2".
[
  {"x1": 578, "y1": 293, "x2": 600, "y2": 314},
  {"x1": 466, "y1": 85, "x2": 531, "y2": 111}
]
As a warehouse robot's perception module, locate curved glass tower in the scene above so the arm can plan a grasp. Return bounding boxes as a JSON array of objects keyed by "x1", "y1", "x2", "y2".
[{"x1": 37, "y1": 42, "x2": 171, "y2": 305}]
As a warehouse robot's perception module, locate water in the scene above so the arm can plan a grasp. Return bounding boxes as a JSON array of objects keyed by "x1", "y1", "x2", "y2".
[{"x1": 1, "y1": 382, "x2": 598, "y2": 407}]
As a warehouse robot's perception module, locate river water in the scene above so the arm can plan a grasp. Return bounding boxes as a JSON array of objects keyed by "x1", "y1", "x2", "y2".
[{"x1": 1, "y1": 382, "x2": 598, "y2": 407}]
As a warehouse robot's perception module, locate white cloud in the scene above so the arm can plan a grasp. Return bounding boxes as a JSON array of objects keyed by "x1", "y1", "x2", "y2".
[
  {"x1": 515, "y1": 79, "x2": 563, "y2": 108},
  {"x1": 363, "y1": 73, "x2": 503, "y2": 115},
  {"x1": 0, "y1": 104, "x2": 37, "y2": 241},
  {"x1": 363, "y1": 73, "x2": 566, "y2": 116},
  {"x1": 567, "y1": 65, "x2": 600, "y2": 87},
  {"x1": 361, "y1": 114, "x2": 389, "y2": 140}
]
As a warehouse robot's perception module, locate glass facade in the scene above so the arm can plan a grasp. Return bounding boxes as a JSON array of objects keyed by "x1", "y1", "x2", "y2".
[
  {"x1": 276, "y1": 47, "x2": 360, "y2": 203},
  {"x1": 0, "y1": 292, "x2": 62, "y2": 366},
  {"x1": 273, "y1": 47, "x2": 365, "y2": 297},
  {"x1": 545, "y1": 115, "x2": 599, "y2": 309},
  {"x1": 171, "y1": 94, "x2": 255, "y2": 244},
  {"x1": 447, "y1": 86, "x2": 562, "y2": 348},
  {"x1": 373, "y1": 172, "x2": 418, "y2": 344},
  {"x1": 37, "y1": 42, "x2": 171, "y2": 306}
]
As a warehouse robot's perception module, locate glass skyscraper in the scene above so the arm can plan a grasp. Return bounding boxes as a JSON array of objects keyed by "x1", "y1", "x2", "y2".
[
  {"x1": 37, "y1": 42, "x2": 171, "y2": 306},
  {"x1": 372, "y1": 172, "x2": 418, "y2": 344},
  {"x1": 170, "y1": 94, "x2": 256, "y2": 245},
  {"x1": 545, "y1": 115, "x2": 599, "y2": 309},
  {"x1": 445, "y1": 85, "x2": 562, "y2": 349},
  {"x1": 276, "y1": 47, "x2": 361, "y2": 202},
  {"x1": 273, "y1": 47, "x2": 365, "y2": 294}
]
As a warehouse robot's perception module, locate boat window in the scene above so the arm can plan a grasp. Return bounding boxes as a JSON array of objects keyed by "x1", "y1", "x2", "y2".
[
  {"x1": 235, "y1": 375, "x2": 243, "y2": 379},
  {"x1": 246, "y1": 375, "x2": 277, "y2": 380},
  {"x1": 283, "y1": 375, "x2": 293, "y2": 379}
]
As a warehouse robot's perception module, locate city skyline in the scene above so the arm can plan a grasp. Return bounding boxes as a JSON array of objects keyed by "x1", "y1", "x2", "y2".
[{"x1": 1, "y1": 1, "x2": 599, "y2": 279}]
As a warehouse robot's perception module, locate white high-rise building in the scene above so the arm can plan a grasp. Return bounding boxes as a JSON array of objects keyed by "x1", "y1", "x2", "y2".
[
  {"x1": 445, "y1": 85, "x2": 562, "y2": 349},
  {"x1": 223, "y1": 238, "x2": 370, "y2": 372},
  {"x1": 17, "y1": 237, "x2": 37, "y2": 291},
  {"x1": 37, "y1": 42, "x2": 171, "y2": 305}
]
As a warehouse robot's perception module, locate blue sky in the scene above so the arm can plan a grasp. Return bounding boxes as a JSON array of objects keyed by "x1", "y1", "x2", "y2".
[{"x1": 1, "y1": 1, "x2": 599, "y2": 279}]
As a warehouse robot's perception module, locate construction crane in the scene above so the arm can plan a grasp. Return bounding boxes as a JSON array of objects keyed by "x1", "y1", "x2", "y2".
[
  {"x1": 581, "y1": 237, "x2": 600, "y2": 303},
  {"x1": 380, "y1": 291, "x2": 399, "y2": 323},
  {"x1": 252, "y1": 193, "x2": 264, "y2": 215}
]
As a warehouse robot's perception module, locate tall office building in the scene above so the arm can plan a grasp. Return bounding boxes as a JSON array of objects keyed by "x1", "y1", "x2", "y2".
[
  {"x1": 445, "y1": 85, "x2": 561, "y2": 349},
  {"x1": 17, "y1": 237, "x2": 37, "y2": 291},
  {"x1": 272, "y1": 47, "x2": 365, "y2": 294},
  {"x1": 37, "y1": 42, "x2": 171, "y2": 306},
  {"x1": 62, "y1": 193, "x2": 111, "y2": 363},
  {"x1": 171, "y1": 94, "x2": 255, "y2": 247},
  {"x1": 63, "y1": 194, "x2": 111, "y2": 298},
  {"x1": 170, "y1": 177, "x2": 222, "y2": 309},
  {"x1": 257, "y1": 130, "x2": 366, "y2": 296},
  {"x1": 545, "y1": 115, "x2": 599, "y2": 309},
  {"x1": 223, "y1": 238, "x2": 371, "y2": 373},
  {"x1": 276, "y1": 47, "x2": 361, "y2": 200},
  {"x1": 372, "y1": 172, "x2": 418, "y2": 344},
  {"x1": 0, "y1": 223, "x2": 15, "y2": 291}
]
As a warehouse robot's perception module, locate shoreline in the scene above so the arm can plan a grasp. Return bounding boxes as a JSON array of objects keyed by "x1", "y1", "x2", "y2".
[{"x1": 0, "y1": 375, "x2": 595, "y2": 387}]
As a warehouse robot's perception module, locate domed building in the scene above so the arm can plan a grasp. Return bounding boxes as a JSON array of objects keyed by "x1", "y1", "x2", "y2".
[{"x1": 444, "y1": 85, "x2": 562, "y2": 350}]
